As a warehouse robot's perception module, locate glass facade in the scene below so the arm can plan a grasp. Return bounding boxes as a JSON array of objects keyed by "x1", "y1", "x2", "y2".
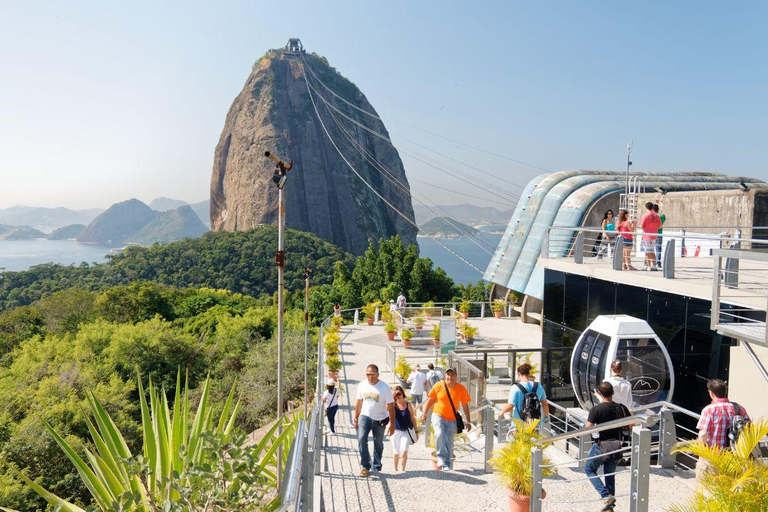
[{"x1": 542, "y1": 269, "x2": 734, "y2": 414}]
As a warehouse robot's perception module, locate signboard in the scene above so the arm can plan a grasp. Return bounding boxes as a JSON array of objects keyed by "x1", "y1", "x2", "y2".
[{"x1": 440, "y1": 318, "x2": 456, "y2": 355}]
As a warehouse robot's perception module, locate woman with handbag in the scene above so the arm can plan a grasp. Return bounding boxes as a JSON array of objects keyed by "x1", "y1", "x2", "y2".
[
  {"x1": 420, "y1": 368, "x2": 472, "y2": 471},
  {"x1": 391, "y1": 385, "x2": 418, "y2": 471},
  {"x1": 322, "y1": 379, "x2": 340, "y2": 434}
]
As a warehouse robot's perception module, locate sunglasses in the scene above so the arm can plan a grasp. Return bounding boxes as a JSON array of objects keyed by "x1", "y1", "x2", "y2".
[{"x1": 366, "y1": 372, "x2": 379, "y2": 376}]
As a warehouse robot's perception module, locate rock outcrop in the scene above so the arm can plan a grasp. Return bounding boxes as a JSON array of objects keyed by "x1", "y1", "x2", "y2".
[
  {"x1": 210, "y1": 46, "x2": 418, "y2": 255},
  {"x1": 48, "y1": 224, "x2": 86, "y2": 240},
  {"x1": 128, "y1": 206, "x2": 208, "y2": 245},
  {"x1": 77, "y1": 199, "x2": 156, "y2": 244}
]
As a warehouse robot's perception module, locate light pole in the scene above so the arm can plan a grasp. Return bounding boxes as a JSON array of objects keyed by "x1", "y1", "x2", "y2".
[
  {"x1": 265, "y1": 150, "x2": 293, "y2": 488},
  {"x1": 302, "y1": 267, "x2": 312, "y2": 419}
]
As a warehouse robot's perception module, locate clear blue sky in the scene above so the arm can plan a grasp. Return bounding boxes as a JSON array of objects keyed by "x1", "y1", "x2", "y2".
[{"x1": 1, "y1": 0, "x2": 765, "y2": 210}]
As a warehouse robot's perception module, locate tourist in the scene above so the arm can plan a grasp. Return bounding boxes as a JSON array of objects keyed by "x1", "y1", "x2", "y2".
[
  {"x1": 391, "y1": 385, "x2": 418, "y2": 471},
  {"x1": 420, "y1": 368, "x2": 472, "y2": 471},
  {"x1": 406, "y1": 364, "x2": 427, "y2": 404},
  {"x1": 396, "y1": 291, "x2": 407, "y2": 309},
  {"x1": 653, "y1": 202, "x2": 666, "y2": 268},
  {"x1": 333, "y1": 302, "x2": 342, "y2": 318},
  {"x1": 604, "y1": 360, "x2": 633, "y2": 412},
  {"x1": 596, "y1": 210, "x2": 616, "y2": 260},
  {"x1": 389, "y1": 299, "x2": 397, "y2": 313},
  {"x1": 696, "y1": 379, "x2": 750, "y2": 481},
  {"x1": 423, "y1": 363, "x2": 443, "y2": 445},
  {"x1": 585, "y1": 382, "x2": 631, "y2": 510},
  {"x1": 354, "y1": 364, "x2": 395, "y2": 476},
  {"x1": 322, "y1": 379, "x2": 340, "y2": 434},
  {"x1": 617, "y1": 210, "x2": 636, "y2": 270},
  {"x1": 498, "y1": 363, "x2": 550, "y2": 438},
  {"x1": 639, "y1": 202, "x2": 662, "y2": 271}
]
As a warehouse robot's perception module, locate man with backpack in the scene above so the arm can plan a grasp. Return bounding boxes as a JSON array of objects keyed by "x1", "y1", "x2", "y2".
[
  {"x1": 696, "y1": 379, "x2": 750, "y2": 481},
  {"x1": 499, "y1": 363, "x2": 550, "y2": 426}
]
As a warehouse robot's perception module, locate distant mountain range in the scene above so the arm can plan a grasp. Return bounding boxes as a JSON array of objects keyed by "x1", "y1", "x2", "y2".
[
  {"x1": 419, "y1": 217, "x2": 479, "y2": 238},
  {"x1": 413, "y1": 204, "x2": 513, "y2": 225}
]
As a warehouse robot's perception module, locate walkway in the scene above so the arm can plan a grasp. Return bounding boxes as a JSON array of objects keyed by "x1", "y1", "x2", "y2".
[{"x1": 318, "y1": 323, "x2": 698, "y2": 511}]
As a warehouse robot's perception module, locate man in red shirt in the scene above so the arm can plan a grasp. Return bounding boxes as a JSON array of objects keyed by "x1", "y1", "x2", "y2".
[
  {"x1": 696, "y1": 379, "x2": 750, "y2": 480},
  {"x1": 639, "y1": 202, "x2": 662, "y2": 271}
]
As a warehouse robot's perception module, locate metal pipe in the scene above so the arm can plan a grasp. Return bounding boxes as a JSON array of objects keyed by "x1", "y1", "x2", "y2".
[
  {"x1": 742, "y1": 342, "x2": 768, "y2": 385},
  {"x1": 277, "y1": 185, "x2": 285, "y2": 487}
]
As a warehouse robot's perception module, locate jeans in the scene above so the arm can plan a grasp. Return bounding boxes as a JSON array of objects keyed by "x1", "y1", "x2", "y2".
[
  {"x1": 411, "y1": 393, "x2": 423, "y2": 404},
  {"x1": 432, "y1": 413, "x2": 457, "y2": 469},
  {"x1": 357, "y1": 415, "x2": 385, "y2": 470},
  {"x1": 585, "y1": 444, "x2": 617, "y2": 498},
  {"x1": 326, "y1": 405, "x2": 338, "y2": 433}
]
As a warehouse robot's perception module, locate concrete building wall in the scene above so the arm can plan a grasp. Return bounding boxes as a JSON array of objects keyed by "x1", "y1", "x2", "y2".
[
  {"x1": 636, "y1": 189, "x2": 756, "y2": 233},
  {"x1": 582, "y1": 191, "x2": 622, "y2": 227},
  {"x1": 729, "y1": 342, "x2": 768, "y2": 419}
]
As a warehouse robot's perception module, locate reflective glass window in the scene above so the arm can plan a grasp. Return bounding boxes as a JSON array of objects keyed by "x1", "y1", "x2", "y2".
[
  {"x1": 564, "y1": 274, "x2": 589, "y2": 331},
  {"x1": 616, "y1": 337, "x2": 671, "y2": 406},
  {"x1": 587, "y1": 278, "x2": 616, "y2": 324},
  {"x1": 543, "y1": 270, "x2": 564, "y2": 324}
]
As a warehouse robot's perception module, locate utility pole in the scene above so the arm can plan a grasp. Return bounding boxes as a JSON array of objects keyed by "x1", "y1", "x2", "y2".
[
  {"x1": 624, "y1": 141, "x2": 633, "y2": 206},
  {"x1": 265, "y1": 150, "x2": 293, "y2": 489},
  {"x1": 302, "y1": 267, "x2": 312, "y2": 419}
]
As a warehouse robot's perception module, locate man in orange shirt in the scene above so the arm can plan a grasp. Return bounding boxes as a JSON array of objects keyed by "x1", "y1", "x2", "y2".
[{"x1": 420, "y1": 368, "x2": 472, "y2": 471}]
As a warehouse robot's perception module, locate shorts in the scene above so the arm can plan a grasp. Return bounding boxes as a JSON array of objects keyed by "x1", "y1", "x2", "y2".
[
  {"x1": 640, "y1": 239, "x2": 656, "y2": 253},
  {"x1": 391, "y1": 430, "x2": 411, "y2": 454},
  {"x1": 621, "y1": 237, "x2": 633, "y2": 247}
]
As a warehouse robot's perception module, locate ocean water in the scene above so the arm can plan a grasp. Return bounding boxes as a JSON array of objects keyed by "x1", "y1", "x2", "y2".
[
  {"x1": 0, "y1": 235, "x2": 504, "y2": 285},
  {"x1": 0, "y1": 239, "x2": 113, "y2": 271}
]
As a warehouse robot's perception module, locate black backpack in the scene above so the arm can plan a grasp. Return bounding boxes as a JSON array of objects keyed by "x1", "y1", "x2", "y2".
[
  {"x1": 515, "y1": 382, "x2": 541, "y2": 421},
  {"x1": 728, "y1": 402, "x2": 750, "y2": 449}
]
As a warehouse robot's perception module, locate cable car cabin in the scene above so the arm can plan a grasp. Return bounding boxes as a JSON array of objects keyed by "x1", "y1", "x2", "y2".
[{"x1": 570, "y1": 315, "x2": 675, "y2": 411}]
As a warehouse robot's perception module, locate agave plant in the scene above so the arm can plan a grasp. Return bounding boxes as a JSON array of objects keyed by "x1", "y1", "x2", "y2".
[
  {"x1": 670, "y1": 418, "x2": 768, "y2": 512},
  {"x1": 5, "y1": 372, "x2": 297, "y2": 511}
]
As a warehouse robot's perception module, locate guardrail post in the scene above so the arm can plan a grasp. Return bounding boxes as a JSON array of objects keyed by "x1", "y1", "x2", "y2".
[
  {"x1": 301, "y1": 428, "x2": 311, "y2": 512},
  {"x1": 374, "y1": 306, "x2": 379, "y2": 323},
  {"x1": 577, "y1": 434, "x2": 591, "y2": 468},
  {"x1": 658, "y1": 410, "x2": 677, "y2": 469},
  {"x1": 629, "y1": 426, "x2": 651, "y2": 512},
  {"x1": 483, "y1": 405, "x2": 494, "y2": 474},
  {"x1": 574, "y1": 231, "x2": 584, "y2": 264},
  {"x1": 480, "y1": 302, "x2": 485, "y2": 318},
  {"x1": 680, "y1": 229, "x2": 686, "y2": 257},
  {"x1": 663, "y1": 239, "x2": 675, "y2": 279},
  {"x1": 613, "y1": 236, "x2": 624, "y2": 270},
  {"x1": 530, "y1": 447, "x2": 543, "y2": 512},
  {"x1": 724, "y1": 241, "x2": 740, "y2": 289},
  {"x1": 354, "y1": 309, "x2": 359, "y2": 325}
]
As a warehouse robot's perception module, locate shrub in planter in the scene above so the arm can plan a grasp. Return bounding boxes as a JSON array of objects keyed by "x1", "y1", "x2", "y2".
[
  {"x1": 461, "y1": 323, "x2": 478, "y2": 344},
  {"x1": 489, "y1": 418, "x2": 556, "y2": 511},
  {"x1": 324, "y1": 338, "x2": 340, "y2": 357},
  {"x1": 361, "y1": 301, "x2": 380, "y2": 325},
  {"x1": 431, "y1": 323, "x2": 440, "y2": 346},
  {"x1": 326, "y1": 355, "x2": 343, "y2": 378},
  {"x1": 394, "y1": 355, "x2": 412, "y2": 383},
  {"x1": 491, "y1": 299, "x2": 506, "y2": 318},
  {"x1": 413, "y1": 315, "x2": 425, "y2": 331},
  {"x1": 330, "y1": 315, "x2": 344, "y2": 328},
  {"x1": 384, "y1": 321, "x2": 397, "y2": 340},
  {"x1": 422, "y1": 300, "x2": 436, "y2": 318},
  {"x1": 459, "y1": 299, "x2": 471, "y2": 318},
  {"x1": 401, "y1": 328, "x2": 414, "y2": 348}
]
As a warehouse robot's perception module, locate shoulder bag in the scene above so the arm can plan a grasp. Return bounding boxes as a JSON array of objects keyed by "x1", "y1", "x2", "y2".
[
  {"x1": 598, "y1": 403, "x2": 628, "y2": 462},
  {"x1": 444, "y1": 381, "x2": 465, "y2": 434}
]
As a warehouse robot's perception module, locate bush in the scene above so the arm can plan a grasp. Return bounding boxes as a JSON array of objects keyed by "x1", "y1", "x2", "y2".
[{"x1": 394, "y1": 356, "x2": 412, "y2": 380}]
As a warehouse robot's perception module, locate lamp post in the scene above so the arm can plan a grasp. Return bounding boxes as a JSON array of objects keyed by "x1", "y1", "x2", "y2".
[
  {"x1": 302, "y1": 267, "x2": 312, "y2": 419},
  {"x1": 265, "y1": 150, "x2": 293, "y2": 488}
]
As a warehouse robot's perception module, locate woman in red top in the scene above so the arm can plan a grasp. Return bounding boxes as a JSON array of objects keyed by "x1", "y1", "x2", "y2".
[{"x1": 617, "y1": 210, "x2": 636, "y2": 270}]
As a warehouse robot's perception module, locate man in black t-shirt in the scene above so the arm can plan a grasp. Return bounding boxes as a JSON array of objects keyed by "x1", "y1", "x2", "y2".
[{"x1": 585, "y1": 382, "x2": 632, "y2": 511}]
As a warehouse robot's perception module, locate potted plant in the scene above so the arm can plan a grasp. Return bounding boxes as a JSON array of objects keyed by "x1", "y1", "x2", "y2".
[
  {"x1": 324, "y1": 337, "x2": 340, "y2": 357},
  {"x1": 488, "y1": 360, "x2": 500, "y2": 384},
  {"x1": 384, "y1": 321, "x2": 397, "y2": 341},
  {"x1": 401, "y1": 328, "x2": 414, "y2": 349},
  {"x1": 361, "y1": 301, "x2": 379, "y2": 326},
  {"x1": 431, "y1": 323, "x2": 440, "y2": 347},
  {"x1": 422, "y1": 300, "x2": 436, "y2": 319},
  {"x1": 489, "y1": 418, "x2": 555, "y2": 511},
  {"x1": 413, "y1": 315, "x2": 425, "y2": 331},
  {"x1": 394, "y1": 355, "x2": 412, "y2": 388},
  {"x1": 491, "y1": 299, "x2": 506, "y2": 319},
  {"x1": 462, "y1": 323, "x2": 478, "y2": 345},
  {"x1": 326, "y1": 355, "x2": 342, "y2": 379},
  {"x1": 670, "y1": 419, "x2": 768, "y2": 511},
  {"x1": 330, "y1": 315, "x2": 344, "y2": 328},
  {"x1": 459, "y1": 299, "x2": 471, "y2": 319}
]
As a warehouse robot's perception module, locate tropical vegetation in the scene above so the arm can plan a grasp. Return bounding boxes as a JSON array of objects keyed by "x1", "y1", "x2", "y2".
[{"x1": 489, "y1": 419, "x2": 556, "y2": 497}]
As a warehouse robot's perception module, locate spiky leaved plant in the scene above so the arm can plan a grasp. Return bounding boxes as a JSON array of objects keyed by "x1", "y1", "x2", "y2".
[
  {"x1": 489, "y1": 418, "x2": 556, "y2": 497},
  {"x1": 4, "y1": 371, "x2": 297, "y2": 511},
  {"x1": 670, "y1": 418, "x2": 768, "y2": 512}
]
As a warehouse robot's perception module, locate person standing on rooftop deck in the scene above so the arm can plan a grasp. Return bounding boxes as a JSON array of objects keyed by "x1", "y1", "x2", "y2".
[
  {"x1": 423, "y1": 363, "x2": 443, "y2": 445},
  {"x1": 595, "y1": 210, "x2": 616, "y2": 260},
  {"x1": 604, "y1": 360, "x2": 633, "y2": 412},
  {"x1": 617, "y1": 210, "x2": 636, "y2": 270},
  {"x1": 391, "y1": 385, "x2": 418, "y2": 471},
  {"x1": 653, "y1": 202, "x2": 665, "y2": 268},
  {"x1": 389, "y1": 299, "x2": 397, "y2": 313},
  {"x1": 354, "y1": 364, "x2": 395, "y2": 476},
  {"x1": 585, "y1": 382, "x2": 631, "y2": 511},
  {"x1": 407, "y1": 364, "x2": 427, "y2": 404},
  {"x1": 640, "y1": 202, "x2": 662, "y2": 271},
  {"x1": 333, "y1": 302, "x2": 342, "y2": 318},
  {"x1": 420, "y1": 368, "x2": 472, "y2": 471},
  {"x1": 396, "y1": 291, "x2": 406, "y2": 309},
  {"x1": 498, "y1": 363, "x2": 550, "y2": 424},
  {"x1": 696, "y1": 379, "x2": 750, "y2": 481}
]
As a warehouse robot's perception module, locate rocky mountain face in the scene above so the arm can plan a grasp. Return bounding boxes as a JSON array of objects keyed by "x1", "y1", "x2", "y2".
[{"x1": 210, "y1": 48, "x2": 418, "y2": 255}]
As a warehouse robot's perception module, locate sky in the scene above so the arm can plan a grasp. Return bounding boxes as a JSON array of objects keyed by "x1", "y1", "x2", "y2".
[{"x1": 1, "y1": 1, "x2": 766, "y2": 210}]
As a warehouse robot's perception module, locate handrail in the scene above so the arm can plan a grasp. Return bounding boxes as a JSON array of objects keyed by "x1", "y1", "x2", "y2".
[
  {"x1": 277, "y1": 419, "x2": 306, "y2": 511},
  {"x1": 547, "y1": 225, "x2": 768, "y2": 245},
  {"x1": 534, "y1": 412, "x2": 653, "y2": 445},
  {"x1": 632, "y1": 400, "x2": 702, "y2": 420}
]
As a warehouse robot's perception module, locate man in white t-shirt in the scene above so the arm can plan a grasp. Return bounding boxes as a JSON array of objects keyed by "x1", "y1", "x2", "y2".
[
  {"x1": 354, "y1": 364, "x2": 395, "y2": 476},
  {"x1": 407, "y1": 364, "x2": 428, "y2": 404}
]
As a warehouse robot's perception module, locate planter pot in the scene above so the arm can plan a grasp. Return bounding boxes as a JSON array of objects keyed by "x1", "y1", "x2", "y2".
[
  {"x1": 425, "y1": 313, "x2": 433, "y2": 319},
  {"x1": 494, "y1": 311, "x2": 503, "y2": 319},
  {"x1": 386, "y1": 332, "x2": 396, "y2": 341},
  {"x1": 415, "y1": 326, "x2": 422, "y2": 331},
  {"x1": 507, "y1": 489, "x2": 546, "y2": 512},
  {"x1": 396, "y1": 376, "x2": 410, "y2": 389},
  {"x1": 366, "y1": 318, "x2": 374, "y2": 326},
  {"x1": 462, "y1": 312, "x2": 468, "y2": 319},
  {"x1": 466, "y1": 338, "x2": 474, "y2": 345},
  {"x1": 403, "y1": 339, "x2": 412, "y2": 349},
  {"x1": 433, "y1": 339, "x2": 440, "y2": 346},
  {"x1": 488, "y1": 375, "x2": 500, "y2": 384}
]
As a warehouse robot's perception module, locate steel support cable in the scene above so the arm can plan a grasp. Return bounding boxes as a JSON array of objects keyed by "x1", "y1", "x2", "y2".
[
  {"x1": 301, "y1": 55, "x2": 549, "y2": 177},
  {"x1": 304, "y1": 77, "x2": 520, "y2": 203},
  {"x1": 319, "y1": 98, "x2": 495, "y2": 255},
  {"x1": 410, "y1": 178, "x2": 514, "y2": 207},
  {"x1": 302, "y1": 68, "x2": 484, "y2": 275}
]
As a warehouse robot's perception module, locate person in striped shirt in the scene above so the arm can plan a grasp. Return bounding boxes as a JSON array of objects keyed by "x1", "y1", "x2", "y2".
[{"x1": 695, "y1": 379, "x2": 750, "y2": 480}]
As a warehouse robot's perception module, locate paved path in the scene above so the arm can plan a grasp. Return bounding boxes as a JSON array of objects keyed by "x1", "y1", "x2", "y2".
[{"x1": 318, "y1": 324, "x2": 698, "y2": 511}]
